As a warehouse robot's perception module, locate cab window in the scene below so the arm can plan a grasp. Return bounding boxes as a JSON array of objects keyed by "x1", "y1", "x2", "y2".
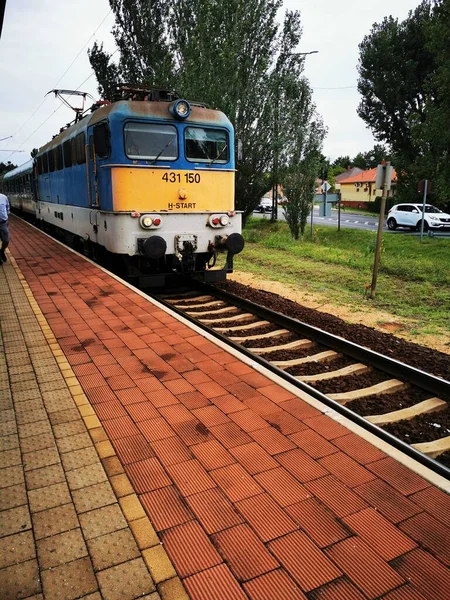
[
  {"x1": 185, "y1": 127, "x2": 228, "y2": 163},
  {"x1": 124, "y1": 123, "x2": 178, "y2": 161}
]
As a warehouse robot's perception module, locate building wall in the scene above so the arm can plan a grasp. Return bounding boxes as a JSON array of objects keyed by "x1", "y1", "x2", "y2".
[{"x1": 340, "y1": 182, "x2": 380, "y2": 206}]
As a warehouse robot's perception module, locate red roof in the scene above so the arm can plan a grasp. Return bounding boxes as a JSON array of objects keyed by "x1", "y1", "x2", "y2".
[
  {"x1": 342, "y1": 167, "x2": 397, "y2": 184},
  {"x1": 335, "y1": 167, "x2": 363, "y2": 182}
]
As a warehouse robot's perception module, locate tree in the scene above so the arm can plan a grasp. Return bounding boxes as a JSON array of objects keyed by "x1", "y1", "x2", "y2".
[
  {"x1": 327, "y1": 165, "x2": 345, "y2": 192},
  {"x1": 411, "y1": 0, "x2": 450, "y2": 204},
  {"x1": 332, "y1": 155, "x2": 351, "y2": 169},
  {"x1": 352, "y1": 144, "x2": 390, "y2": 170},
  {"x1": 88, "y1": 1, "x2": 322, "y2": 220},
  {"x1": 280, "y1": 80, "x2": 326, "y2": 240},
  {"x1": 356, "y1": 1, "x2": 450, "y2": 205},
  {"x1": 0, "y1": 162, "x2": 16, "y2": 177},
  {"x1": 357, "y1": 2, "x2": 435, "y2": 158},
  {"x1": 88, "y1": 0, "x2": 174, "y2": 99}
]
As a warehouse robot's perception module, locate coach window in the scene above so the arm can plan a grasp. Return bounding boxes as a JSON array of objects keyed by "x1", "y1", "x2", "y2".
[
  {"x1": 43, "y1": 153, "x2": 49, "y2": 174},
  {"x1": 71, "y1": 138, "x2": 77, "y2": 166},
  {"x1": 124, "y1": 123, "x2": 178, "y2": 161},
  {"x1": 185, "y1": 127, "x2": 229, "y2": 163},
  {"x1": 93, "y1": 122, "x2": 111, "y2": 158},
  {"x1": 56, "y1": 145, "x2": 63, "y2": 170},
  {"x1": 63, "y1": 140, "x2": 72, "y2": 167},
  {"x1": 49, "y1": 149, "x2": 56, "y2": 172},
  {"x1": 63, "y1": 140, "x2": 73, "y2": 167}
]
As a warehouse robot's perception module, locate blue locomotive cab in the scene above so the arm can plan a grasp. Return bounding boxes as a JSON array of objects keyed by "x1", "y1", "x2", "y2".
[{"x1": 33, "y1": 86, "x2": 244, "y2": 286}]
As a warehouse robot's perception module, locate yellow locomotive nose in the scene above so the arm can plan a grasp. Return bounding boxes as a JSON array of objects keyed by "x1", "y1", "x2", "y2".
[{"x1": 178, "y1": 188, "x2": 187, "y2": 199}]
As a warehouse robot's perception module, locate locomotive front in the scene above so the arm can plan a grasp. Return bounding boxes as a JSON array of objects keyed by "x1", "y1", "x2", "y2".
[{"x1": 92, "y1": 90, "x2": 244, "y2": 285}]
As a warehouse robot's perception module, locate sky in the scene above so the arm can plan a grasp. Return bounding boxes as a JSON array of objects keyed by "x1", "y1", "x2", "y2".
[{"x1": 0, "y1": 0, "x2": 421, "y2": 168}]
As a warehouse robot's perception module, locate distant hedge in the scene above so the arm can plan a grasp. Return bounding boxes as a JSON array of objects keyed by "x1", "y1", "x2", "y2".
[{"x1": 366, "y1": 196, "x2": 397, "y2": 214}]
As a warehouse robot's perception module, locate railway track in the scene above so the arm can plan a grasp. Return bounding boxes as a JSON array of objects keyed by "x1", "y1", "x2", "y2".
[{"x1": 156, "y1": 283, "x2": 450, "y2": 479}]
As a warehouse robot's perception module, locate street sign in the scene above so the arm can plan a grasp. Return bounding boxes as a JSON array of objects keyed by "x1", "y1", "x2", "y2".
[
  {"x1": 418, "y1": 179, "x2": 432, "y2": 196},
  {"x1": 322, "y1": 181, "x2": 331, "y2": 192},
  {"x1": 375, "y1": 164, "x2": 393, "y2": 190}
]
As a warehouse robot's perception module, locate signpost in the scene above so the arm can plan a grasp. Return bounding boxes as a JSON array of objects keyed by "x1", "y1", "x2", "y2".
[
  {"x1": 323, "y1": 180, "x2": 331, "y2": 218},
  {"x1": 369, "y1": 162, "x2": 391, "y2": 299},
  {"x1": 418, "y1": 179, "x2": 432, "y2": 243}
]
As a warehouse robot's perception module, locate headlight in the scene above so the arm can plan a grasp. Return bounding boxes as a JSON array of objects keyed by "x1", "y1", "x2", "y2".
[
  {"x1": 170, "y1": 99, "x2": 191, "y2": 120},
  {"x1": 209, "y1": 214, "x2": 229, "y2": 228},
  {"x1": 139, "y1": 214, "x2": 162, "y2": 229}
]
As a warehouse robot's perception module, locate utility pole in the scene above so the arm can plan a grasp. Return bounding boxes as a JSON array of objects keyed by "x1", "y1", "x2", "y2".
[
  {"x1": 271, "y1": 60, "x2": 280, "y2": 222},
  {"x1": 369, "y1": 161, "x2": 391, "y2": 299},
  {"x1": 418, "y1": 179, "x2": 430, "y2": 243}
]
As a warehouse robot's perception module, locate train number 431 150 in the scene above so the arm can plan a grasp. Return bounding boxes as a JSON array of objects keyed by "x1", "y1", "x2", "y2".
[{"x1": 162, "y1": 173, "x2": 201, "y2": 184}]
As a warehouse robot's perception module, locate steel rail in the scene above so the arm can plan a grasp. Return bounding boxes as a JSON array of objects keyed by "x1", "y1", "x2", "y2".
[{"x1": 153, "y1": 282, "x2": 450, "y2": 480}]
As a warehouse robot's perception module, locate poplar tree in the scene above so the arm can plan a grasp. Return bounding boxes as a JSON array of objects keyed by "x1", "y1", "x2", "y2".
[{"x1": 88, "y1": 0, "x2": 324, "y2": 219}]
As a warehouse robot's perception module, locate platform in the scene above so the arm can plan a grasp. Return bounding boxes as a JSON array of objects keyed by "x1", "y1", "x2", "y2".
[{"x1": 1, "y1": 215, "x2": 450, "y2": 600}]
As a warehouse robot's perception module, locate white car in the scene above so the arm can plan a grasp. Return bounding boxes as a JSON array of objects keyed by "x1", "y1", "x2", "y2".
[
  {"x1": 387, "y1": 203, "x2": 450, "y2": 232},
  {"x1": 256, "y1": 198, "x2": 273, "y2": 213}
]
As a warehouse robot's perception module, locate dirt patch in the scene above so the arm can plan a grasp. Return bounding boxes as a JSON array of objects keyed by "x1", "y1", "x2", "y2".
[{"x1": 378, "y1": 322, "x2": 408, "y2": 333}]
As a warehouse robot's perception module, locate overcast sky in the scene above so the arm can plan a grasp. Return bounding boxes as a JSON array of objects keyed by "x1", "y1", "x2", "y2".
[{"x1": 0, "y1": 0, "x2": 420, "y2": 167}]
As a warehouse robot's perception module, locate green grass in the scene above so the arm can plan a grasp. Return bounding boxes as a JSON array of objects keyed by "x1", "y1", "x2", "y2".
[{"x1": 234, "y1": 219, "x2": 450, "y2": 334}]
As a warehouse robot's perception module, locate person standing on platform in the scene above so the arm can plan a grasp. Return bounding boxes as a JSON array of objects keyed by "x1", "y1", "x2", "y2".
[{"x1": 0, "y1": 191, "x2": 10, "y2": 263}]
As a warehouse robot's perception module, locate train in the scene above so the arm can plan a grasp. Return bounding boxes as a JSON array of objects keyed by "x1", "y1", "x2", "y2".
[{"x1": 0, "y1": 85, "x2": 244, "y2": 286}]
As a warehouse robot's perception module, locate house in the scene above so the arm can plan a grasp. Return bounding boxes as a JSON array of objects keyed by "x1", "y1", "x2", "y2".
[
  {"x1": 339, "y1": 167, "x2": 397, "y2": 208},
  {"x1": 334, "y1": 167, "x2": 364, "y2": 190},
  {"x1": 314, "y1": 167, "x2": 363, "y2": 194}
]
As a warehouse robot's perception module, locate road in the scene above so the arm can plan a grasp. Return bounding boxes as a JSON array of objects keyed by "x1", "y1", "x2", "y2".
[
  {"x1": 253, "y1": 208, "x2": 450, "y2": 236},
  {"x1": 254, "y1": 207, "x2": 381, "y2": 231}
]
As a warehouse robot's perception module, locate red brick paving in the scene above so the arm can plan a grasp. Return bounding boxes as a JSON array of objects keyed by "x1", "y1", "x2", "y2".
[
  {"x1": 212, "y1": 524, "x2": 279, "y2": 580},
  {"x1": 342, "y1": 508, "x2": 417, "y2": 561},
  {"x1": 7, "y1": 217, "x2": 450, "y2": 600},
  {"x1": 268, "y1": 530, "x2": 342, "y2": 592},
  {"x1": 285, "y1": 498, "x2": 350, "y2": 548},
  {"x1": 307, "y1": 578, "x2": 366, "y2": 600},
  {"x1": 326, "y1": 537, "x2": 404, "y2": 598},
  {"x1": 243, "y1": 569, "x2": 308, "y2": 600}
]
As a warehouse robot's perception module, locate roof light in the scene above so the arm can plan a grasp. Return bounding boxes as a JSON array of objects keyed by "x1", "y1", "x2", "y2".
[{"x1": 170, "y1": 99, "x2": 191, "y2": 120}]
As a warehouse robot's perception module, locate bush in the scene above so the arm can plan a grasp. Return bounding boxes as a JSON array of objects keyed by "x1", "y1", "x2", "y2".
[{"x1": 371, "y1": 196, "x2": 396, "y2": 214}]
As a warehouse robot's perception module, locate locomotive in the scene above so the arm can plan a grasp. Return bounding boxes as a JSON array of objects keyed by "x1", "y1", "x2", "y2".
[{"x1": 1, "y1": 85, "x2": 244, "y2": 286}]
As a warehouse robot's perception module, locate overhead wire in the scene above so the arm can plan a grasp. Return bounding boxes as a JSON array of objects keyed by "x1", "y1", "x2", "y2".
[{"x1": 4, "y1": 9, "x2": 113, "y2": 161}]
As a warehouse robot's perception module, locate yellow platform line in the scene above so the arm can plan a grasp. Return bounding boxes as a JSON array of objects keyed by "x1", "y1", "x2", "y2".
[{"x1": 8, "y1": 251, "x2": 188, "y2": 600}]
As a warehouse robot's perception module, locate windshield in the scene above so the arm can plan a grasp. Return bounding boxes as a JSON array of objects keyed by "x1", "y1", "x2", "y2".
[
  {"x1": 185, "y1": 127, "x2": 229, "y2": 163},
  {"x1": 420, "y1": 205, "x2": 442, "y2": 213},
  {"x1": 124, "y1": 123, "x2": 178, "y2": 160}
]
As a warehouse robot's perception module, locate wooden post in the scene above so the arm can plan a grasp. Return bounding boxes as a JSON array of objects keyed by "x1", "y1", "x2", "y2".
[{"x1": 369, "y1": 161, "x2": 390, "y2": 299}]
